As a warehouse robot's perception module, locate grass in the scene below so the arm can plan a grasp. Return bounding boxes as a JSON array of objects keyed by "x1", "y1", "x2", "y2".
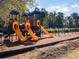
[{"x1": 46, "y1": 28, "x2": 79, "y2": 33}]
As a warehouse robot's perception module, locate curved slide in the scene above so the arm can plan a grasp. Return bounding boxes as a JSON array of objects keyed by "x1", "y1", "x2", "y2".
[
  {"x1": 13, "y1": 21, "x2": 26, "y2": 42},
  {"x1": 40, "y1": 26, "x2": 53, "y2": 37},
  {"x1": 25, "y1": 22, "x2": 39, "y2": 41},
  {"x1": 36, "y1": 20, "x2": 53, "y2": 37}
]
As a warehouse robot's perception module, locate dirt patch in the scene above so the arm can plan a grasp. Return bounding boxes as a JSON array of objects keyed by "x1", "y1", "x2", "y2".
[
  {"x1": 2, "y1": 38, "x2": 79, "y2": 59},
  {"x1": 37, "y1": 39, "x2": 79, "y2": 59}
]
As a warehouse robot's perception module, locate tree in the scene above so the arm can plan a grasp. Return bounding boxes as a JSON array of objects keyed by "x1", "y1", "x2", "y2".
[
  {"x1": 67, "y1": 16, "x2": 74, "y2": 28},
  {"x1": 55, "y1": 12, "x2": 64, "y2": 28},
  {"x1": 48, "y1": 11, "x2": 57, "y2": 28},
  {"x1": 40, "y1": 8, "x2": 49, "y2": 28},
  {"x1": 71, "y1": 13, "x2": 79, "y2": 27},
  {"x1": 0, "y1": 0, "x2": 35, "y2": 20}
]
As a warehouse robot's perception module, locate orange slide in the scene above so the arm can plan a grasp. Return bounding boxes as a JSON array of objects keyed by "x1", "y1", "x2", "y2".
[
  {"x1": 36, "y1": 20, "x2": 53, "y2": 37},
  {"x1": 13, "y1": 21, "x2": 26, "y2": 42},
  {"x1": 40, "y1": 26, "x2": 53, "y2": 37},
  {"x1": 25, "y1": 22, "x2": 39, "y2": 41}
]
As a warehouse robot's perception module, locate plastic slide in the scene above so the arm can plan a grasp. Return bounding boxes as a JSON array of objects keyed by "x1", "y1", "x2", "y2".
[
  {"x1": 13, "y1": 21, "x2": 26, "y2": 42},
  {"x1": 36, "y1": 20, "x2": 53, "y2": 37},
  {"x1": 40, "y1": 26, "x2": 53, "y2": 37},
  {"x1": 25, "y1": 22, "x2": 39, "y2": 41}
]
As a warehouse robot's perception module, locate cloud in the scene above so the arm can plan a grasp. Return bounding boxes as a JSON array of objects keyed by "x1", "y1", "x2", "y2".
[
  {"x1": 46, "y1": 5, "x2": 69, "y2": 13},
  {"x1": 71, "y1": 4, "x2": 79, "y2": 8},
  {"x1": 36, "y1": 5, "x2": 42, "y2": 9}
]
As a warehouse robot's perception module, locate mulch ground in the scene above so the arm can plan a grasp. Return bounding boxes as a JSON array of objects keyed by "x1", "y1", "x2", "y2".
[{"x1": 1, "y1": 32, "x2": 79, "y2": 59}]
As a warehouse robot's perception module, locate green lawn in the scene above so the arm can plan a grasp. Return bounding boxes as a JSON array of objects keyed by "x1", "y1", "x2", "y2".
[{"x1": 46, "y1": 28, "x2": 79, "y2": 33}]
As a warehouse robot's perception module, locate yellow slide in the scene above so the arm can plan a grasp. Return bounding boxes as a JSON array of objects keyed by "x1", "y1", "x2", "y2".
[
  {"x1": 13, "y1": 21, "x2": 26, "y2": 42},
  {"x1": 25, "y1": 22, "x2": 39, "y2": 41},
  {"x1": 36, "y1": 20, "x2": 53, "y2": 37},
  {"x1": 40, "y1": 26, "x2": 53, "y2": 37}
]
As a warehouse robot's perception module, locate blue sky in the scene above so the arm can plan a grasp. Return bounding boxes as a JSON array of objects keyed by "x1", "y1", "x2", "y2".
[{"x1": 36, "y1": 0, "x2": 79, "y2": 16}]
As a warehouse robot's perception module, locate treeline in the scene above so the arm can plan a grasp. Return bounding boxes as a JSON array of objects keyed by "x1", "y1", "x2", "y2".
[{"x1": 42, "y1": 10, "x2": 79, "y2": 29}]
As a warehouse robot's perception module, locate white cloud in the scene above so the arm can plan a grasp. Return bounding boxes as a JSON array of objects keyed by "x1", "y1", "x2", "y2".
[
  {"x1": 46, "y1": 5, "x2": 69, "y2": 13},
  {"x1": 71, "y1": 4, "x2": 79, "y2": 8},
  {"x1": 36, "y1": 5, "x2": 42, "y2": 9}
]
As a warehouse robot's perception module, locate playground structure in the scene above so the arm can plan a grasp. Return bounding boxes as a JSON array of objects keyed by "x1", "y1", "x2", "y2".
[
  {"x1": 1, "y1": 8, "x2": 79, "y2": 59},
  {"x1": 0, "y1": 8, "x2": 53, "y2": 44}
]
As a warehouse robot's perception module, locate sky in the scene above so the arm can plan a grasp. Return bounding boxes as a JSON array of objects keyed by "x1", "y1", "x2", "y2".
[{"x1": 35, "y1": 0, "x2": 79, "y2": 16}]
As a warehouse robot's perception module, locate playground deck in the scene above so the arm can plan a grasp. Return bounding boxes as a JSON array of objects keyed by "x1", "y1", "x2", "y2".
[{"x1": 0, "y1": 32, "x2": 79, "y2": 53}]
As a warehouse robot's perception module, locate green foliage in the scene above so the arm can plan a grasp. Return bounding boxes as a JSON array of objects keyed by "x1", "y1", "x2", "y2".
[
  {"x1": 42, "y1": 17, "x2": 49, "y2": 28},
  {"x1": 0, "y1": 19, "x2": 5, "y2": 32},
  {"x1": 0, "y1": 0, "x2": 34, "y2": 20},
  {"x1": 71, "y1": 13, "x2": 79, "y2": 27},
  {"x1": 0, "y1": 0, "x2": 79, "y2": 30},
  {"x1": 56, "y1": 12, "x2": 64, "y2": 27},
  {"x1": 41, "y1": 10, "x2": 79, "y2": 28},
  {"x1": 0, "y1": 0, "x2": 35, "y2": 31}
]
